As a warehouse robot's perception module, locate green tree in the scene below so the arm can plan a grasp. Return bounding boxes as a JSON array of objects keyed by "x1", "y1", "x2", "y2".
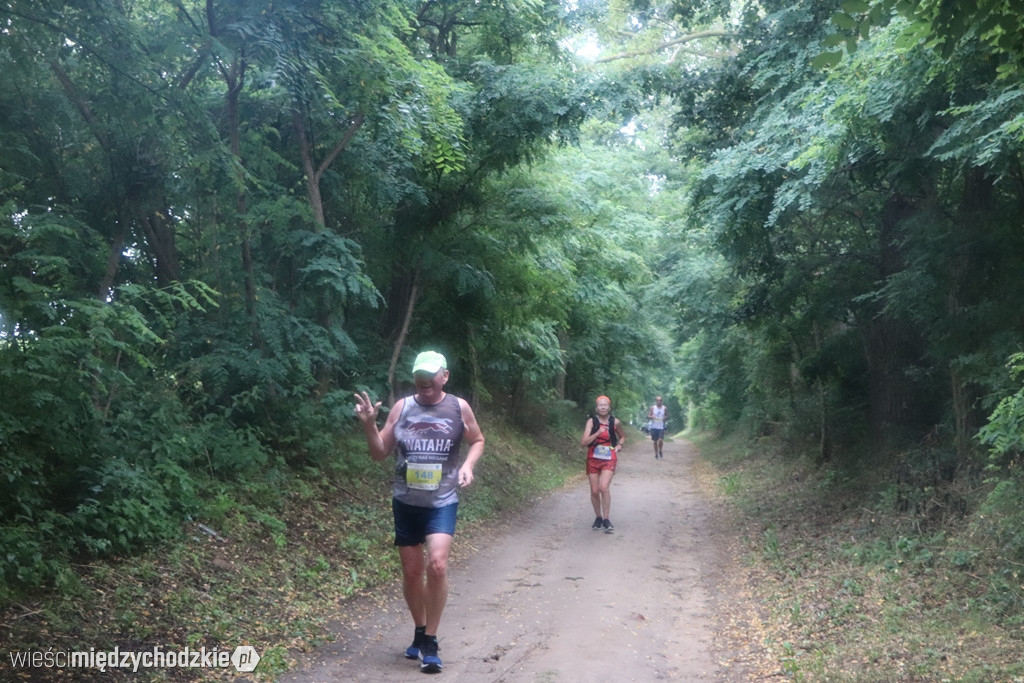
[{"x1": 4, "y1": 0, "x2": 672, "y2": 597}]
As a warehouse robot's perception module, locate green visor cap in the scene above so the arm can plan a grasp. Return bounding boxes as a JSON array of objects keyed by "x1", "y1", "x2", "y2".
[{"x1": 412, "y1": 351, "x2": 447, "y2": 374}]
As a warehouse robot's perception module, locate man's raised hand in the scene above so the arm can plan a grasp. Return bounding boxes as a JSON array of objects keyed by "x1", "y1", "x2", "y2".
[{"x1": 354, "y1": 391, "x2": 381, "y2": 424}]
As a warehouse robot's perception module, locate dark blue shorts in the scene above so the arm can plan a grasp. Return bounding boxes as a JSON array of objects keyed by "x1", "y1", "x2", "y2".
[
  {"x1": 392, "y1": 498, "x2": 458, "y2": 546},
  {"x1": 650, "y1": 428, "x2": 665, "y2": 440}
]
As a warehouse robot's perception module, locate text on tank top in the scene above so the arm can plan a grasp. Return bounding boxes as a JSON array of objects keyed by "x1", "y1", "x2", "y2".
[{"x1": 392, "y1": 393, "x2": 465, "y2": 507}]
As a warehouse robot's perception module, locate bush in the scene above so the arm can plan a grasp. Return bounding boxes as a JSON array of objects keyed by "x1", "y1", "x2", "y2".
[{"x1": 977, "y1": 351, "x2": 1024, "y2": 470}]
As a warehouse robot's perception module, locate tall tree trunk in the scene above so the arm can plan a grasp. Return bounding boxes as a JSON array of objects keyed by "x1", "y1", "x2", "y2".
[
  {"x1": 812, "y1": 322, "x2": 831, "y2": 462},
  {"x1": 864, "y1": 193, "x2": 919, "y2": 445},
  {"x1": 292, "y1": 110, "x2": 366, "y2": 397},
  {"x1": 137, "y1": 203, "x2": 180, "y2": 287},
  {"x1": 387, "y1": 266, "x2": 421, "y2": 407},
  {"x1": 555, "y1": 329, "x2": 568, "y2": 400},
  {"x1": 467, "y1": 324, "x2": 481, "y2": 411},
  {"x1": 99, "y1": 210, "x2": 128, "y2": 298},
  {"x1": 948, "y1": 167, "x2": 992, "y2": 460},
  {"x1": 224, "y1": 56, "x2": 258, "y2": 347}
]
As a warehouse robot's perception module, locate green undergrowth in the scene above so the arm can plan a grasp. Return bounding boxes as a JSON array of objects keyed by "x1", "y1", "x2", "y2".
[
  {"x1": 691, "y1": 429, "x2": 1024, "y2": 682},
  {"x1": 0, "y1": 413, "x2": 579, "y2": 681}
]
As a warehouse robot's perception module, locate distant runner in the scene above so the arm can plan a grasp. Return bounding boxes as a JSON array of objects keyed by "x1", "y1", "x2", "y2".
[{"x1": 647, "y1": 396, "x2": 667, "y2": 459}]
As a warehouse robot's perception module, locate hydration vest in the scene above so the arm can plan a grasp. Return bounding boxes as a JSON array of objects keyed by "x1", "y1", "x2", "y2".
[{"x1": 589, "y1": 414, "x2": 618, "y2": 447}]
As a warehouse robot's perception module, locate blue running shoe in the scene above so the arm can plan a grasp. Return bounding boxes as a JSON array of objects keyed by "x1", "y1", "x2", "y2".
[
  {"x1": 420, "y1": 637, "x2": 442, "y2": 674},
  {"x1": 405, "y1": 627, "x2": 425, "y2": 659}
]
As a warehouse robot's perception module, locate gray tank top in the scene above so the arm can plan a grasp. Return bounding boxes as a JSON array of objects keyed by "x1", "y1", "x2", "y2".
[{"x1": 392, "y1": 393, "x2": 465, "y2": 507}]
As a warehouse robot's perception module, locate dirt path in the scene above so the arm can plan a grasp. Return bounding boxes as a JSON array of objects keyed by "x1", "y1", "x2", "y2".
[{"x1": 282, "y1": 437, "x2": 759, "y2": 682}]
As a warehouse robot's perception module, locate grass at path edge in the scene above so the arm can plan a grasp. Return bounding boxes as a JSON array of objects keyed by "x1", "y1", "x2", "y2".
[
  {"x1": 689, "y1": 429, "x2": 1024, "y2": 683},
  {"x1": 0, "y1": 417, "x2": 583, "y2": 681}
]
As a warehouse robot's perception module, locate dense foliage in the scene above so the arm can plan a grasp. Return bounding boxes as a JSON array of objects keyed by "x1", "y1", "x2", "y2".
[
  {"x1": 0, "y1": 0, "x2": 669, "y2": 597},
  {"x1": 613, "y1": 0, "x2": 1024, "y2": 609},
  {"x1": 3, "y1": 0, "x2": 1024, "y2": 632}
]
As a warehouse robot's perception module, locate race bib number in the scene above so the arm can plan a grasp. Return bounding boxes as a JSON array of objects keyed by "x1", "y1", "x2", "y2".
[
  {"x1": 593, "y1": 445, "x2": 613, "y2": 460},
  {"x1": 406, "y1": 462, "x2": 443, "y2": 490}
]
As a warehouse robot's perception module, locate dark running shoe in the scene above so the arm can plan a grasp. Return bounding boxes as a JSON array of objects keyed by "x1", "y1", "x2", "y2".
[
  {"x1": 603, "y1": 518, "x2": 614, "y2": 533},
  {"x1": 405, "y1": 627, "x2": 425, "y2": 659},
  {"x1": 592, "y1": 516, "x2": 603, "y2": 530},
  {"x1": 420, "y1": 637, "x2": 442, "y2": 674}
]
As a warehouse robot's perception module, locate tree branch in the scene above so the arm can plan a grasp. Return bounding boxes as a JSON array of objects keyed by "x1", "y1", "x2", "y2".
[
  {"x1": 49, "y1": 61, "x2": 111, "y2": 152},
  {"x1": 595, "y1": 30, "x2": 736, "y2": 63},
  {"x1": 315, "y1": 113, "x2": 366, "y2": 181},
  {"x1": 176, "y1": 39, "x2": 212, "y2": 90}
]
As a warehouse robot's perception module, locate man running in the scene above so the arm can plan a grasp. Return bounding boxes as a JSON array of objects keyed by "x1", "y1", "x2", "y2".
[
  {"x1": 647, "y1": 396, "x2": 667, "y2": 459},
  {"x1": 354, "y1": 351, "x2": 485, "y2": 674}
]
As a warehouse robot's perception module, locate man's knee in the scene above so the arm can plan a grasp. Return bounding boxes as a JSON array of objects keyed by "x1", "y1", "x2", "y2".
[{"x1": 426, "y1": 553, "x2": 449, "y2": 580}]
